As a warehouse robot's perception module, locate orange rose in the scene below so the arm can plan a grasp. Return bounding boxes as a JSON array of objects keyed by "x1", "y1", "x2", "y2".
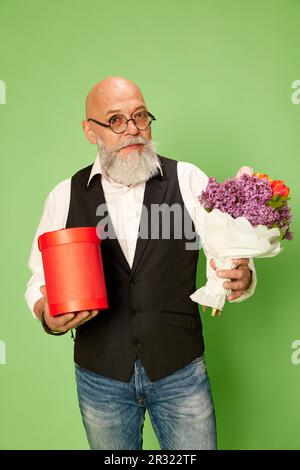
[{"x1": 271, "y1": 180, "x2": 290, "y2": 198}]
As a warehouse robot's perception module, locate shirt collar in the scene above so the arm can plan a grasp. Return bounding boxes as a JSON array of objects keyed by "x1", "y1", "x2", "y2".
[
  {"x1": 87, "y1": 153, "x2": 102, "y2": 187},
  {"x1": 86, "y1": 153, "x2": 164, "y2": 188}
]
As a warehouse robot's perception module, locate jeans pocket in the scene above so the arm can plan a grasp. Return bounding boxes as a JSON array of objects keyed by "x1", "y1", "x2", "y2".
[
  {"x1": 190, "y1": 355, "x2": 207, "y2": 375},
  {"x1": 191, "y1": 355, "x2": 204, "y2": 365}
]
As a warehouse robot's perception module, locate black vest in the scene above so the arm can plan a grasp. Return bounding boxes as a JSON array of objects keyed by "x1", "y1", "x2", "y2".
[{"x1": 66, "y1": 155, "x2": 204, "y2": 382}]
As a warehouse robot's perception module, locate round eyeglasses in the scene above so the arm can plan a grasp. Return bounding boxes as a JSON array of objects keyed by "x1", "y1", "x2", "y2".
[{"x1": 88, "y1": 110, "x2": 156, "y2": 134}]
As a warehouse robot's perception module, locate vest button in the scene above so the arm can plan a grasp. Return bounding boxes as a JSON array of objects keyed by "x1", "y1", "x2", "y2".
[
  {"x1": 134, "y1": 339, "x2": 143, "y2": 347},
  {"x1": 132, "y1": 309, "x2": 141, "y2": 316}
]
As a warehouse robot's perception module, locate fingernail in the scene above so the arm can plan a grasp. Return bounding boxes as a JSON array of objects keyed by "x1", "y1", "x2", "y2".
[{"x1": 217, "y1": 271, "x2": 223, "y2": 277}]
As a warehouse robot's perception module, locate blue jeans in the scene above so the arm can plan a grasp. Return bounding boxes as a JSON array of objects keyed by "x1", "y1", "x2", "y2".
[{"x1": 75, "y1": 356, "x2": 217, "y2": 450}]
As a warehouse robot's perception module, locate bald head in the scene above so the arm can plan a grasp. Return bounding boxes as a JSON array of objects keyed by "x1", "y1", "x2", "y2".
[
  {"x1": 82, "y1": 77, "x2": 160, "y2": 185},
  {"x1": 82, "y1": 76, "x2": 153, "y2": 157},
  {"x1": 85, "y1": 76, "x2": 146, "y2": 119}
]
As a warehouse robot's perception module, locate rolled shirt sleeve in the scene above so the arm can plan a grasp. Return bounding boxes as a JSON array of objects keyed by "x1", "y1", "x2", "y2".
[{"x1": 24, "y1": 179, "x2": 71, "y2": 318}]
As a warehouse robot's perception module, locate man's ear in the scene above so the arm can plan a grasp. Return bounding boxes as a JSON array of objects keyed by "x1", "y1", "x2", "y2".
[{"x1": 82, "y1": 120, "x2": 97, "y2": 145}]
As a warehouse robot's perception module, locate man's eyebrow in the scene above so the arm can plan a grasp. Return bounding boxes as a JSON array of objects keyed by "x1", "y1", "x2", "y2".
[
  {"x1": 105, "y1": 109, "x2": 122, "y2": 116},
  {"x1": 133, "y1": 105, "x2": 147, "y2": 112},
  {"x1": 105, "y1": 105, "x2": 147, "y2": 117}
]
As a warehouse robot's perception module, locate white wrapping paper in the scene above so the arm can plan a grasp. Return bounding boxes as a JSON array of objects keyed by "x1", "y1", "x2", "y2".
[{"x1": 190, "y1": 208, "x2": 282, "y2": 311}]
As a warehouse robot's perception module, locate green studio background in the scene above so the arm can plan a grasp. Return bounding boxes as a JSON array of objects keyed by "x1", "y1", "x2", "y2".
[{"x1": 0, "y1": 0, "x2": 299, "y2": 450}]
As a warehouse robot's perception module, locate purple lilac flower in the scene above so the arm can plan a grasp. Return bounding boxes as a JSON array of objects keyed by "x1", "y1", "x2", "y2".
[{"x1": 199, "y1": 174, "x2": 293, "y2": 240}]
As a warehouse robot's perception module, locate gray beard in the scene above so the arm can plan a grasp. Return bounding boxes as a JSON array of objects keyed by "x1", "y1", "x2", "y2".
[{"x1": 96, "y1": 136, "x2": 162, "y2": 186}]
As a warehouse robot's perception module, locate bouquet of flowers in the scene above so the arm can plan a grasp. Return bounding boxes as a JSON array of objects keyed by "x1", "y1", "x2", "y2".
[{"x1": 190, "y1": 167, "x2": 292, "y2": 316}]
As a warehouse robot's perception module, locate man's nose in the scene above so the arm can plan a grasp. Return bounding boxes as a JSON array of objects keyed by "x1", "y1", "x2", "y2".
[{"x1": 125, "y1": 119, "x2": 139, "y2": 136}]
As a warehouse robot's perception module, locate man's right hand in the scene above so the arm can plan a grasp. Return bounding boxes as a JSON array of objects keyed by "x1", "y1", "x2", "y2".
[{"x1": 34, "y1": 285, "x2": 99, "y2": 334}]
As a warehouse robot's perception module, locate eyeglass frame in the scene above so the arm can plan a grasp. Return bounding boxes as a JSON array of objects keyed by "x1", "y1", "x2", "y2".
[{"x1": 87, "y1": 110, "x2": 156, "y2": 134}]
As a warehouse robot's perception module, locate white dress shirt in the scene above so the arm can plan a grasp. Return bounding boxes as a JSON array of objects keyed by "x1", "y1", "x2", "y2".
[{"x1": 25, "y1": 154, "x2": 256, "y2": 317}]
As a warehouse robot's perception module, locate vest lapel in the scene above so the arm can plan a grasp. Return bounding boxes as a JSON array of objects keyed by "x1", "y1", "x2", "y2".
[
  {"x1": 91, "y1": 174, "x2": 131, "y2": 275},
  {"x1": 131, "y1": 174, "x2": 168, "y2": 277}
]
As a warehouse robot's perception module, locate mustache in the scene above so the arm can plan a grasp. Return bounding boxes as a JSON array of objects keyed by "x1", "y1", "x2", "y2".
[{"x1": 113, "y1": 136, "x2": 149, "y2": 152}]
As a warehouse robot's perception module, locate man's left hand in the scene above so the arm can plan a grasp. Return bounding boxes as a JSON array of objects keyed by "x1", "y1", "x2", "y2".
[{"x1": 210, "y1": 258, "x2": 252, "y2": 301}]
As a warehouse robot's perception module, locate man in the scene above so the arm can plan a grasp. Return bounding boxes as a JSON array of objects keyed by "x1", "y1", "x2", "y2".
[{"x1": 25, "y1": 76, "x2": 255, "y2": 450}]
